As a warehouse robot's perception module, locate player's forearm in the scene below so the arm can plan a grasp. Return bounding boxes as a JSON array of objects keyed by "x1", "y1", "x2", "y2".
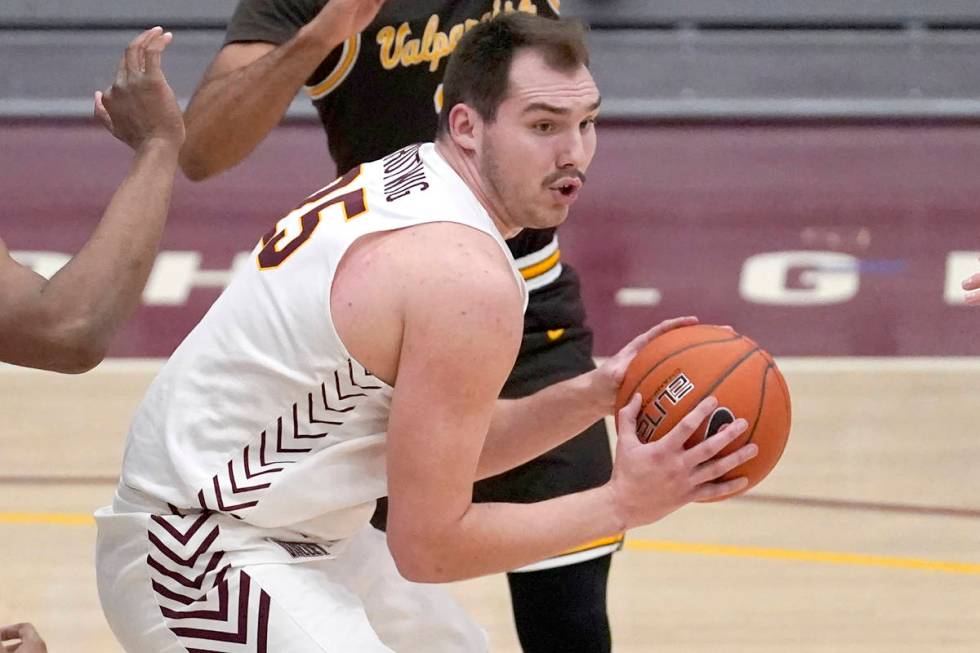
[
  {"x1": 392, "y1": 484, "x2": 625, "y2": 583},
  {"x1": 32, "y1": 141, "x2": 179, "y2": 371},
  {"x1": 180, "y1": 26, "x2": 340, "y2": 181},
  {"x1": 477, "y1": 370, "x2": 608, "y2": 479}
]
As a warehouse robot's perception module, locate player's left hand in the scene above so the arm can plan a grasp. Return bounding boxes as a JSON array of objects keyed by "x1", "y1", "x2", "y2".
[
  {"x1": 962, "y1": 255, "x2": 980, "y2": 305},
  {"x1": 1, "y1": 623, "x2": 48, "y2": 653},
  {"x1": 95, "y1": 27, "x2": 184, "y2": 153},
  {"x1": 589, "y1": 315, "x2": 699, "y2": 413}
]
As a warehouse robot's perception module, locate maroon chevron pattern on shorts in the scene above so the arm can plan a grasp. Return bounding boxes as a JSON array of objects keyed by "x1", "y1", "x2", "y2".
[
  {"x1": 148, "y1": 511, "x2": 272, "y2": 652},
  {"x1": 195, "y1": 360, "x2": 383, "y2": 519}
]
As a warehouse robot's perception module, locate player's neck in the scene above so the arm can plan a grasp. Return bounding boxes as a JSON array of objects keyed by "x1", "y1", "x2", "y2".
[{"x1": 434, "y1": 140, "x2": 521, "y2": 239}]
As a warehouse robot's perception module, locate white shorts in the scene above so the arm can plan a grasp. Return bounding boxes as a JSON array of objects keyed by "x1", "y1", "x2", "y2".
[{"x1": 95, "y1": 507, "x2": 488, "y2": 652}]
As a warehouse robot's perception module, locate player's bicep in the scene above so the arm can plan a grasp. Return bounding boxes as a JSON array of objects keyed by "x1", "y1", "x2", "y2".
[
  {"x1": 202, "y1": 42, "x2": 278, "y2": 83},
  {"x1": 385, "y1": 269, "x2": 522, "y2": 548}
]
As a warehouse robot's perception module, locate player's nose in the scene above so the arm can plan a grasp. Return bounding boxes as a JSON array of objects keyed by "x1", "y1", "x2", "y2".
[{"x1": 556, "y1": 128, "x2": 590, "y2": 171}]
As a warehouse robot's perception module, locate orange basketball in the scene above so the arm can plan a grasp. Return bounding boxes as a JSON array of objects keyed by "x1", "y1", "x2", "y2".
[{"x1": 614, "y1": 324, "x2": 792, "y2": 500}]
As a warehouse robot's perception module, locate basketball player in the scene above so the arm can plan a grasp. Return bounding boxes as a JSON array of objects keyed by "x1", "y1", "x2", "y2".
[
  {"x1": 179, "y1": 2, "x2": 619, "y2": 649},
  {"x1": 963, "y1": 256, "x2": 980, "y2": 305},
  {"x1": 96, "y1": 14, "x2": 757, "y2": 652},
  {"x1": 0, "y1": 623, "x2": 47, "y2": 653},
  {"x1": 0, "y1": 27, "x2": 183, "y2": 374}
]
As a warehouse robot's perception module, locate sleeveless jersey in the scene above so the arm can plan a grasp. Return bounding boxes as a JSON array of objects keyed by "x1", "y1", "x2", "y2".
[
  {"x1": 224, "y1": 0, "x2": 584, "y2": 338},
  {"x1": 114, "y1": 143, "x2": 527, "y2": 549}
]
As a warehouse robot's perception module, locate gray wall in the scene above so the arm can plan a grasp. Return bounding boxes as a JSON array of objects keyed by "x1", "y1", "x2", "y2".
[{"x1": 2, "y1": 1, "x2": 980, "y2": 119}]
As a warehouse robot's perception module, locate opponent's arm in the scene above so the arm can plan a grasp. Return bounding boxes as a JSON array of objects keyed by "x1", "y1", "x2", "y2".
[
  {"x1": 384, "y1": 237, "x2": 756, "y2": 582},
  {"x1": 0, "y1": 28, "x2": 183, "y2": 373},
  {"x1": 179, "y1": 0, "x2": 385, "y2": 180},
  {"x1": 477, "y1": 316, "x2": 700, "y2": 479}
]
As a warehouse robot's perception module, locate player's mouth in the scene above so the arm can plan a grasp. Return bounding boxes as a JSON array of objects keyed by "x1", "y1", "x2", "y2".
[{"x1": 548, "y1": 178, "x2": 582, "y2": 205}]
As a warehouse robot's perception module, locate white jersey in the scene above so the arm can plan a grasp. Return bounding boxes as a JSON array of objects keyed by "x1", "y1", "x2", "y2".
[{"x1": 113, "y1": 142, "x2": 527, "y2": 555}]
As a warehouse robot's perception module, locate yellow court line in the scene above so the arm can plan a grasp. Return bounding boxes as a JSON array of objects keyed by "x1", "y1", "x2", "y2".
[
  {"x1": 0, "y1": 512, "x2": 95, "y2": 526},
  {"x1": 626, "y1": 539, "x2": 980, "y2": 576},
  {"x1": 2, "y1": 512, "x2": 978, "y2": 576}
]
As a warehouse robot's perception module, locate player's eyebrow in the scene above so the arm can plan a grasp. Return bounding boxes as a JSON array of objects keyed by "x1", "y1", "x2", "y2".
[{"x1": 522, "y1": 96, "x2": 602, "y2": 115}]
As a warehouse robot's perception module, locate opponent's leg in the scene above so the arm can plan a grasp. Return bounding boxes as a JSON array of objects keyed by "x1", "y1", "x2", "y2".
[{"x1": 507, "y1": 554, "x2": 612, "y2": 653}]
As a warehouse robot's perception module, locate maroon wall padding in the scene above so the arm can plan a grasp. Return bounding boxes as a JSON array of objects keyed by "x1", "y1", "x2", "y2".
[{"x1": 1, "y1": 121, "x2": 978, "y2": 357}]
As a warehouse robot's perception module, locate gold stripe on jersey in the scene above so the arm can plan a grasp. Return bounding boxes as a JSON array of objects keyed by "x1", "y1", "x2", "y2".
[
  {"x1": 520, "y1": 248, "x2": 561, "y2": 281},
  {"x1": 561, "y1": 534, "x2": 625, "y2": 556},
  {"x1": 512, "y1": 533, "x2": 624, "y2": 573},
  {"x1": 306, "y1": 34, "x2": 361, "y2": 100}
]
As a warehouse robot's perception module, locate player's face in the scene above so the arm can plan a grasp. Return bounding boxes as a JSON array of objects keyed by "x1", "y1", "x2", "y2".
[{"x1": 479, "y1": 50, "x2": 600, "y2": 231}]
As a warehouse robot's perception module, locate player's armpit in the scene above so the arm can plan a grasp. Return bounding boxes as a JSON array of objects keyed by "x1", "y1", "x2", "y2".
[{"x1": 380, "y1": 227, "x2": 524, "y2": 582}]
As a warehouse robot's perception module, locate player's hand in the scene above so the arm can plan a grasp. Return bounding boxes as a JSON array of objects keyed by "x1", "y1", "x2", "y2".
[
  {"x1": 962, "y1": 255, "x2": 980, "y2": 305},
  {"x1": 1, "y1": 623, "x2": 48, "y2": 653},
  {"x1": 309, "y1": 0, "x2": 387, "y2": 45},
  {"x1": 95, "y1": 27, "x2": 185, "y2": 153},
  {"x1": 588, "y1": 316, "x2": 699, "y2": 413},
  {"x1": 606, "y1": 394, "x2": 757, "y2": 529}
]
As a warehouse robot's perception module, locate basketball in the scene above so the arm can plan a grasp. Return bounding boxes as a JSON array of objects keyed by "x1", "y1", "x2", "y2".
[{"x1": 615, "y1": 324, "x2": 792, "y2": 500}]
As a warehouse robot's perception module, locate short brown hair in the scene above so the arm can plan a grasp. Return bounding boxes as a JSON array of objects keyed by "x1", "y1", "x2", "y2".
[{"x1": 436, "y1": 12, "x2": 590, "y2": 136}]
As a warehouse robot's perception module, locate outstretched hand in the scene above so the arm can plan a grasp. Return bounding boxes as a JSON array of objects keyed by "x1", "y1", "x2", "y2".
[
  {"x1": 95, "y1": 27, "x2": 184, "y2": 152},
  {"x1": 310, "y1": 0, "x2": 388, "y2": 44}
]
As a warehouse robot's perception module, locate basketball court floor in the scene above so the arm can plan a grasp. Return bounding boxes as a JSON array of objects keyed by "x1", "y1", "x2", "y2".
[
  {"x1": 2, "y1": 121, "x2": 979, "y2": 650},
  {"x1": 2, "y1": 358, "x2": 978, "y2": 652}
]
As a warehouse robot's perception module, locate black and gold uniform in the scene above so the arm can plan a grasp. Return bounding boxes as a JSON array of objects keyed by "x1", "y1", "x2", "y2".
[{"x1": 225, "y1": 2, "x2": 616, "y2": 651}]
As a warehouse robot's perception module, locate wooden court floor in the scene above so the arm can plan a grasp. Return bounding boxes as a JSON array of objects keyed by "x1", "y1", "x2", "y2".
[{"x1": 1, "y1": 359, "x2": 978, "y2": 652}]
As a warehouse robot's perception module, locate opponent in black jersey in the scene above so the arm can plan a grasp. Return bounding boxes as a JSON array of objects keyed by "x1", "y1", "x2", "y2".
[{"x1": 181, "y1": 2, "x2": 616, "y2": 651}]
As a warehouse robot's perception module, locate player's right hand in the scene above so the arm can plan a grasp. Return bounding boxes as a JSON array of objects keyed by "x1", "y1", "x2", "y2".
[
  {"x1": 310, "y1": 0, "x2": 387, "y2": 44},
  {"x1": 95, "y1": 27, "x2": 185, "y2": 152},
  {"x1": 1, "y1": 623, "x2": 48, "y2": 653},
  {"x1": 606, "y1": 394, "x2": 758, "y2": 530}
]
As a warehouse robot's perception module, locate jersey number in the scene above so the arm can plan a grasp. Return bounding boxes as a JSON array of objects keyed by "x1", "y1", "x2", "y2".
[{"x1": 257, "y1": 167, "x2": 367, "y2": 270}]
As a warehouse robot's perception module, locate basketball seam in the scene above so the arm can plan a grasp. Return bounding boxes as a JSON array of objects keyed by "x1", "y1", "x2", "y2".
[
  {"x1": 624, "y1": 334, "x2": 744, "y2": 400},
  {"x1": 745, "y1": 357, "x2": 771, "y2": 446},
  {"x1": 639, "y1": 345, "x2": 760, "y2": 443}
]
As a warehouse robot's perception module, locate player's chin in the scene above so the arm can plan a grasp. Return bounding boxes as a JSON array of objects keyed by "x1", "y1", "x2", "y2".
[{"x1": 540, "y1": 205, "x2": 571, "y2": 228}]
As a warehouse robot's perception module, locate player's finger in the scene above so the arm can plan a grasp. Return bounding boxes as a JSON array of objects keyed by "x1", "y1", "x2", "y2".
[
  {"x1": 94, "y1": 90, "x2": 115, "y2": 131},
  {"x1": 0, "y1": 623, "x2": 24, "y2": 640},
  {"x1": 962, "y1": 272, "x2": 980, "y2": 291},
  {"x1": 143, "y1": 31, "x2": 172, "y2": 78},
  {"x1": 692, "y1": 475, "x2": 749, "y2": 502},
  {"x1": 93, "y1": 91, "x2": 112, "y2": 128},
  {"x1": 123, "y1": 28, "x2": 152, "y2": 77},
  {"x1": 690, "y1": 439, "x2": 757, "y2": 485},
  {"x1": 647, "y1": 315, "x2": 698, "y2": 340},
  {"x1": 622, "y1": 316, "x2": 698, "y2": 357},
  {"x1": 684, "y1": 418, "x2": 748, "y2": 466},
  {"x1": 615, "y1": 393, "x2": 644, "y2": 448},
  {"x1": 662, "y1": 395, "x2": 718, "y2": 448},
  {"x1": 966, "y1": 289, "x2": 980, "y2": 305},
  {"x1": 1, "y1": 623, "x2": 39, "y2": 645},
  {"x1": 130, "y1": 26, "x2": 162, "y2": 75}
]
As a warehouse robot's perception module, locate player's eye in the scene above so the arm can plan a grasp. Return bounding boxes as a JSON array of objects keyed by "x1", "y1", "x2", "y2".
[
  {"x1": 580, "y1": 117, "x2": 597, "y2": 131},
  {"x1": 533, "y1": 121, "x2": 556, "y2": 134}
]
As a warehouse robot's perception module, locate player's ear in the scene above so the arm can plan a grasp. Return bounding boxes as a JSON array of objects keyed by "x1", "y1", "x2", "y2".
[{"x1": 446, "y1": 103, "x2": 480, "y2": 152}]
